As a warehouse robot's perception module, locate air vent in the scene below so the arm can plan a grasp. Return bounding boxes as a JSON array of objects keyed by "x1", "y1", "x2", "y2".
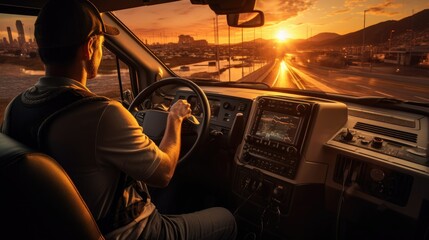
[
  {"x1": 354, "y1": 122, "x2": 417, "y2": 143},
  {"x1": 349, "y1": 109, "x2": 415, "y2": 128}
]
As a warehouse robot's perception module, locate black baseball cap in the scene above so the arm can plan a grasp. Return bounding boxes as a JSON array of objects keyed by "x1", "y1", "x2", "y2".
[{"x1": 35, "y1": 0, "x2": 119, "y2": 48}]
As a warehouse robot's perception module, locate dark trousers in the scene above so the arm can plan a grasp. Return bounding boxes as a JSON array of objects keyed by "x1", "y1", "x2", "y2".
[{"x1": 141, "y1": 207, "x2": 237, "y2": 240}]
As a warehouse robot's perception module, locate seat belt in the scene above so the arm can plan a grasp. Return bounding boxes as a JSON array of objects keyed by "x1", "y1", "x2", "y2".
[{"x1": 2, "y1": 88, "x2": 107, "y2": 150}]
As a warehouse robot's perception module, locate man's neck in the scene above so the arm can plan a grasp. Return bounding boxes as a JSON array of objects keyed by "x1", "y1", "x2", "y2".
[{"x1": 45, "y1": 65, "x2": 87, "y2": 86}]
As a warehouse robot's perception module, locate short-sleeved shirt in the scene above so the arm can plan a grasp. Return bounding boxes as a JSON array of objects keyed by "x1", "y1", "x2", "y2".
[{"x1": 21, "y1": 77, "x2": 162, "y2": 239}]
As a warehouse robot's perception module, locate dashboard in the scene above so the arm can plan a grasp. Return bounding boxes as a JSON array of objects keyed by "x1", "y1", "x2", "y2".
[
  {"x1": 175, "y1": 89, "x2": 253, "y2": 143},
  {"x1": 173, "y1": 86, "x2": 429, "y2": 238}
]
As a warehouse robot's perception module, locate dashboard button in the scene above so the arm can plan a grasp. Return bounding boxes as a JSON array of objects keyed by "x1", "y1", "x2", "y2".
[{"x1": 371, "y1": 137, "x2": 384, "y2": 148}]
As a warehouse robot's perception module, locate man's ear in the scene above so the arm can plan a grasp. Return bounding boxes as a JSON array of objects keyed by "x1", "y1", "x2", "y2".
[{"x1": 83, "y1": 37, "x2": 96, "y2": 60}]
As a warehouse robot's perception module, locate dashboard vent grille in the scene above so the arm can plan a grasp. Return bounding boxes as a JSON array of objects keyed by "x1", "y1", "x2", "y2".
[
  {"x1": 354, "y1": 122, "x2": 417, "y2": 143},
  {"x1": 349, "y1": 109, "x2": 415, "y2": 128}
]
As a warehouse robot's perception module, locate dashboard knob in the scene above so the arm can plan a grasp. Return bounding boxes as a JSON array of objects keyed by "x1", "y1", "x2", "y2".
[
  {"x1": 370, "y1": 168, "x2": 385, "y2": 182},
  {"x1": 296, "y1": 104, "x2": 307, "y2": 114},
  {"x1": 341, "y1": 128, "x2": 354, "y2": 142},
  {"x1": 287, "y1": 146, "x2": 297, "y2": 154},
  {"x1": 371, "y1": 137, "x2": 384, "y2": 148},
  {"x1": 272, "y1": 185, "x2": 285, "y2": 201},
  {"x1": 223, "y1": 102, "x2": 231, "y2": 110},
  {"x1": 241, "y1": 151, "x2": 250, "y2": 163}
]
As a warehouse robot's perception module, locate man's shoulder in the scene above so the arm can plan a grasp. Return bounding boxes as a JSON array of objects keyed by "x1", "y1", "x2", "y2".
[
  {"x1": 20, "y1": 85, "x2": 105, "y2": 105},
  {"x1": 101, "y1": 99, "x2": 132, "y2": 117}
]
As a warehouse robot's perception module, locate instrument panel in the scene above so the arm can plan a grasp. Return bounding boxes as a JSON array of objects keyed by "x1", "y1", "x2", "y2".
[
  {"x1": 175, "y1": 90, "x2": 252, "y2": 130},
  {"x1": 187, "y1": 96, "x2": 221, "y2": 119}
]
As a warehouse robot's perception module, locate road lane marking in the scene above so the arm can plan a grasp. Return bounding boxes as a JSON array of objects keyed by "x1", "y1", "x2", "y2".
[
  {"x1": 374, "y1": 91, "x2": 394, "y2": 97},
  {"x1": 286, "y1": 64, "x2": 306, "y2": 90},
  {"x1": 288, "y1": 65, "x2": 339, "y2": 93},
  {"x1": 272, "y1": 63, "x2": 282, "y2": 87},
  {"x1": 357, "y1": 85, "x2": 372, "y2": 90},
  {"x1": 414, "y1": 96, "x2": 429, "y2": 102}
]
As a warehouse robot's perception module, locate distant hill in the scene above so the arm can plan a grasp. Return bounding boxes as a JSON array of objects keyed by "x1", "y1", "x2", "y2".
[
  {"x1": 298, "y1": 9, "x2": 429, "y2": 49},
  {"x1": 307, "y1": 33, "x2": 340, "y2": 42}
]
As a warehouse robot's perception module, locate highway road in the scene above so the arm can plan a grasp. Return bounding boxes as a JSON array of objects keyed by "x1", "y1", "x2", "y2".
[{"x1": 259, "y1": 58, "x2": 429, "y2": 103}]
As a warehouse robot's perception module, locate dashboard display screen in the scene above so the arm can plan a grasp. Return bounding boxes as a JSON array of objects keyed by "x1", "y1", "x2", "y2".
[{"x1": 255, "y1": 110, "x2": 302, "y2": 144}]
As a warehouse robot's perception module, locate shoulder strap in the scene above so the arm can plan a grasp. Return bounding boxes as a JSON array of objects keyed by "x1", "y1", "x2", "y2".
[
  {"x1": 37, "y1": 94, "x2": 109, "y2": 151},
  {"x1": 3, "y1": 88, "x2": 106, "y2": 150}
]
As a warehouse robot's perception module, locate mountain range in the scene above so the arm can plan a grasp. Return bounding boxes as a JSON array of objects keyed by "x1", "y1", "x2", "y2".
[{"x1": 296, "y1": 9, "x2": 429, "y2": 49}]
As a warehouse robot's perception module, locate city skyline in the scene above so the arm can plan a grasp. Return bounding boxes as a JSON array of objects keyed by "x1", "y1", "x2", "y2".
[
  {"x1": 0, "y1": 20, "x2": 36, "y2": 51},
  {"x1": 0, "y1": 15, "x2": 34, "y2": 47}
]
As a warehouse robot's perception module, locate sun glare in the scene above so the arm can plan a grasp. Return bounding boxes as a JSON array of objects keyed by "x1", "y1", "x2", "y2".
[{"x1": 276, "y1": 29, "x2": 289, "y2": 42}]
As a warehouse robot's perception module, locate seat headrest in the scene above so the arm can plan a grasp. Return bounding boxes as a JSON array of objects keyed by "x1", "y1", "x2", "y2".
[{"x1": 0, "y1": 132, "x2": 32, "y2": 168}]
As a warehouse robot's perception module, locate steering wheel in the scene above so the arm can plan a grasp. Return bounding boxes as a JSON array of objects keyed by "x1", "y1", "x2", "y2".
[{"x1": 128, "y1": 77, "x2": 211, "y2": 163}]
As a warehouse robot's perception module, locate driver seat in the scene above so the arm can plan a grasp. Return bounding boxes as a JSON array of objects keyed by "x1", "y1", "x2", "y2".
[{"x1": 0, "y1": 132, "x2": 104, "y2": 239}]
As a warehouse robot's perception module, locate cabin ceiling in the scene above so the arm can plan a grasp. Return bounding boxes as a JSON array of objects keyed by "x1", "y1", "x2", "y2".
[{"x1": 0, "y1": 0, "x2": 180, "y2": 14}]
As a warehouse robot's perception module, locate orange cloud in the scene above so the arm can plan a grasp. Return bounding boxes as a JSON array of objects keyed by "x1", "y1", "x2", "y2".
[
  {"x1": 255, "y1": 0, "x2": 316, "y2": 26},
  {"x1": 345, "y1": 0, "x2": 367, "y2": 7},
  {"x1": 366, "y1": 0, "x2": 402, "y2": 16}
]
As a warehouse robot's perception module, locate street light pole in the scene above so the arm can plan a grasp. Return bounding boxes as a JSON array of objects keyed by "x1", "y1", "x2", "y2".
[
  {"x1": 241, "y1": 28, "x2": 244, "y2": 78},
  {"x1": 228, "y1": 25, "x2": 231, "y2": 82},
  {"x1": 361, "y1": 10, "x2": 368, "y2": 67},
  {"x1": 388, "y1": 29, "x2": 395, "y2": 50},
  {"x1": 362, "y1": 9, "x2": 368, "y2": 66}
]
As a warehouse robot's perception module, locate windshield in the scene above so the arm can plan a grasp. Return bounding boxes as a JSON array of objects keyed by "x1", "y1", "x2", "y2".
[
  {"x1": 0, "y1": 0, "x2": 428, "y2": 108},
  {"x1": 114, "y1": 0, "x2": 429, "y2": 103}
]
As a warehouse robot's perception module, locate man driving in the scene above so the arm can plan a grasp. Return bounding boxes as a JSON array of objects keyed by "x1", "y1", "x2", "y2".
[{"x1": 1, "y1": 0, "x2": 237, "y2": 239}]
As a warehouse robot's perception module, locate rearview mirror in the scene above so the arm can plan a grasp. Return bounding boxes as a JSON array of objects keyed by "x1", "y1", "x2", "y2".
[
  {"x1": 227, "y1": 10, "x2": 264, "y2": 28},
  {"x1": 203, "y1": 0, "x2": 256, "y2": 14}
]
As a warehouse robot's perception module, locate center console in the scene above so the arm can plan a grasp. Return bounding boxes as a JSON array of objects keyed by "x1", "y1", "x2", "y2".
[
  {"x1": 232, "y1": 96, "x2": 329, "y2": 239},
  {"x1": 239, "y1": 96, "x2": 316, "y2": 179}
]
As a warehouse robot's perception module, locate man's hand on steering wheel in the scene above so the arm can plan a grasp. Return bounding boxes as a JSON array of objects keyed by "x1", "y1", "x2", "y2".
[{"x1": 169, "y1": 100, "x2": 192, "y2": 121}]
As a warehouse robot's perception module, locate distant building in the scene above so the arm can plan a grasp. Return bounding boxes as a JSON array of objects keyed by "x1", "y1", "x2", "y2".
[
  {"x1": 178, "y1": 35, "x2": 194, "y2": 45},
  {"x1": 7, "y1": 27, "x2": 13, "y2": 46},
  {"x1": 178, "y1": 35, "x2": 208, "y2": 47},
  {"x1": 16, "y1": 20, "x2": 26, "y2": 47},
  {"x1": 193, "y1": 39, "x2": 208, "y2": 47}
]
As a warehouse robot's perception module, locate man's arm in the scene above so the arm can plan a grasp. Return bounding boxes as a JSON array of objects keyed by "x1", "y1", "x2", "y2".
[
  {"x1": 96, "y1": 100, "x2": 191, "y2": 187},
  {"x1": 144, "y1": 99, "x2": 191, "y2": 187}
]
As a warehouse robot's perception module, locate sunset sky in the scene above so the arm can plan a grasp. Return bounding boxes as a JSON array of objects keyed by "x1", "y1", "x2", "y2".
[
  {"x1": 0, "y1": 0, "x2": 428, "y2": 45},
  {"x1": 114, "y1": 0, "x2": 429, "y2": 44}
]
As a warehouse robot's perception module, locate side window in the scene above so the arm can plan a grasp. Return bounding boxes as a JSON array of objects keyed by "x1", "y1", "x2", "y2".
[
  {"x1": 0, "y1": 14, "x2": 40, "y2": 122},
  {"x1": 86, "y1": 46, "x2": 132, "y2": 102},
  {"x1": 0, "y1": 13, "x2": 132, "y2": 123}
]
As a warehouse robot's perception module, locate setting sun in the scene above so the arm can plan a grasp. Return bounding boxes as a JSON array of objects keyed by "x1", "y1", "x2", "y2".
[{"x1": 276, "y1": 29, "x2": 290, "y2": 42}]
